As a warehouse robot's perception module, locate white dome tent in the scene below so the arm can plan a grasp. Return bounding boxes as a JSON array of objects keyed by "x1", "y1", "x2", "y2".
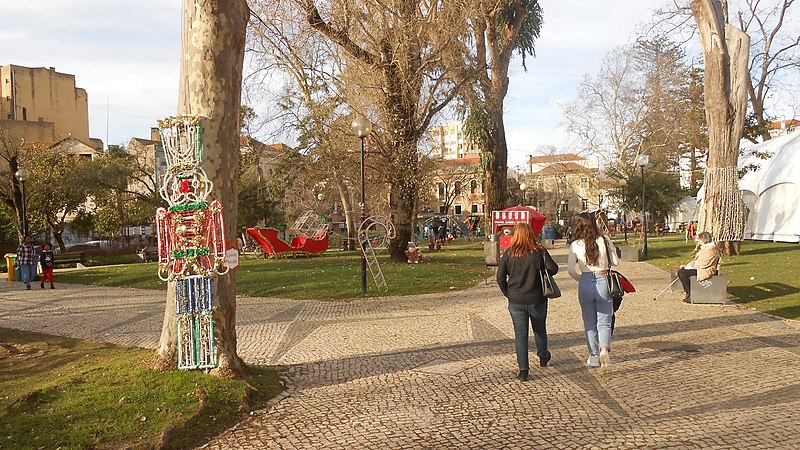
[
  {"x1": 698, "y1": 132, "x2": 800, "y2": 243},
  {"x1": 666, "y1": 196, "x2": 699, "y2": 231}
]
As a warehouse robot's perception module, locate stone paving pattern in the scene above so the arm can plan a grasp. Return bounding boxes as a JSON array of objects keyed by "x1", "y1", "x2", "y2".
[{"x1": 1, "y1": 244, "x2": 799, "y2": 449}]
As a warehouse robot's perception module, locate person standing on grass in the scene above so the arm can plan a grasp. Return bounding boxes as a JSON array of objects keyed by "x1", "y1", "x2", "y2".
[
  {"x1": 567, "y1": 212, "x2": 619, "y2": 370},
  {"x1": 39, "y1": 242, "x2": 55, "y2": 289},
  {"x1": 16, "y1": 235, "x2": 37, "y2": 290},
  {"x1": 496, "y1": 222, "x2": 559, "y2": 382}
]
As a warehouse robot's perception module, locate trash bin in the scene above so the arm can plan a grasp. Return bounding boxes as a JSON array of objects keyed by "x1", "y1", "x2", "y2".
[
  {"x1": 484, "y1": 239, "x2": 500, "y2": 266},
  {"x1": 4, "y1": 253, "x2": 16, "y2": 281},
  {"x1": 543, "y1": 226, "x2": 555, "y2": 241}
]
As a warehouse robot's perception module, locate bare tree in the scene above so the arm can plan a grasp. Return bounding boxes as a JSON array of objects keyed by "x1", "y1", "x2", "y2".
[
  {"x1": 152, "y1": 0, "x2": 249, "y2": 377},
  {"x1": 282, "y1": 0, "x2": 468, "y2": 262},
  {"x1": 690, "y1": 0, "x2": 750, "y2": 255},
  {"x1": 738, "y1": 0, "x2": 800, "y2": 141}
]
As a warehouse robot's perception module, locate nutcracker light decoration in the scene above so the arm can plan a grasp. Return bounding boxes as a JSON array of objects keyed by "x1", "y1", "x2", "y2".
[{"x1": 155, "y1": 116, "x2": 229, "y2": 370}]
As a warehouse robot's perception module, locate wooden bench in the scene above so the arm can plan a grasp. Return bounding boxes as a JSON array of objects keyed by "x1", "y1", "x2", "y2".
[{"x1": 55, "y1": 252, "x2": 87, "y2": 268}]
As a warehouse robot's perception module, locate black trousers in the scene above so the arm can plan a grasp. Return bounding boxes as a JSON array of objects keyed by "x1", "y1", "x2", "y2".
[{"x1": 677, "y1": 268, "x2": 698, "y2": 295}]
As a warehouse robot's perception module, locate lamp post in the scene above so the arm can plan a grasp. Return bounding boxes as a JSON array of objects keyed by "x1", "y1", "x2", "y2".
[
  {"x1": 558, "y1": 199, "x2": 566, "y2": 225},
  {"x1": 619, "y1": 179, "x2": 628, "y2": 243},
  {"x1": 15, "y1": 168, "x2": 29, "y2": 236},
  {"x1": 351, "y1": 116, "x2": 372, "y2": 294},
  {"x1": 519, "y1": 182, "x2": 526, "y2": 206},
  {"x1": 635, "y1": 154, "x2": 650, "y2": 257}
]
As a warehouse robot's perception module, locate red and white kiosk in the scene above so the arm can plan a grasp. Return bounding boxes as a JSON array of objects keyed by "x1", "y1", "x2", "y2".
[{"x1": 492, "y1": 206, "x2": 547, "y2": 250}]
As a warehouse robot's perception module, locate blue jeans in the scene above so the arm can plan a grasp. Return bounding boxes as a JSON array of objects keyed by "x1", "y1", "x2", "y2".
[
  {"x1": 19, "y1": 263, "x2": 37, "y2": 287},
  {"x1": 508, "y1": 301, "x2": 549, "y2": 371},
  {"x1": 578, "y1": 272, "x2": 613, "y2": 356}
]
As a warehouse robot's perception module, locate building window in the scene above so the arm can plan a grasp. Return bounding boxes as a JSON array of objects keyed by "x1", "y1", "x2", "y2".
[
  {"x1": 581, "y1": 177, "x2": 589, "y2": 188},
  {"x1": 22, "y1": 107, "x2": 27, "y2": 121},
  {"x1": 454, "y1": 181, "x2": 462, "y2": 195},
  {"x1": 438, "y1": 182, "x2": 445, "y2": 199},
  {"x1": 455, "y1": 205, "x2": 462, "y2": 215},
  {"x1": 471, "y1": 204, "x2": 478, "y2": 213},
  {"x1": 562, "y1": 200, "x2": 570, "y2": 212},
  {"x1": 481, "y1": 180, "x2": 485, "y2": 193},
  {"x1": 470, "y1": 180, "x2": 477, "y2": 194},
  {"x1": 537, "y1": 180, "x2": 544, "y2": 190},
  {"x1": 538, "y1": 201, "x2": 545, "y2": 210},
  {"x1": 581, "y1": 198, "x2": 589, "y2": 210},
  {"x1": 439, "y1": 205, "x2": 447, "y2": 214}
]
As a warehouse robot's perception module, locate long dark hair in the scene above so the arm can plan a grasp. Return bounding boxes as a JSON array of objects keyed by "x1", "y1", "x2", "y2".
[
  {"x1": 508, "y1": 222, "x2": 542, "y2": 258},
  {"x1": 572, "y1": 212, "x2": 601, "y2": 265}
]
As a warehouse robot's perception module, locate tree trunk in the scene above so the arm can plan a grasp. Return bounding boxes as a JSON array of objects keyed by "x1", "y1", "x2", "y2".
[
  {"x1": 483, "y1": 107, "x2": 508, "y2": 227},
  {"x1": 152, "y1": 0, "x2": 249, "y2": 376},
  {"x1": 691, "y1": 0, "x2": 750, "y2": 256},
  {"x1": 335, "y1": 176, "x2": 356, "y2": 250}
]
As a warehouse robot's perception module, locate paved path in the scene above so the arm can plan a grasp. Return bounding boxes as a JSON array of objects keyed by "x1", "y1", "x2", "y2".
[{"x1": 1, "y1": 246, "x2": 799, "y2": 449}]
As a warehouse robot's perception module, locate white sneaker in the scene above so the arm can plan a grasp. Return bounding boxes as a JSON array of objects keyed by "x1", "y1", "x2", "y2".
[
  {"x1": 599, "y1": 349, "x2": 611, "y2": 368},
  {"x1": 586, "y1": 355, "x2": 600, "y2": 367},
  {"x1": 699, "y1": 279, "x2": 712, "y2": 288}
]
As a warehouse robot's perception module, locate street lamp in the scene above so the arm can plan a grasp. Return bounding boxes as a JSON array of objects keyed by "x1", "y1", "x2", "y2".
[
  {"x1": 15, "y1": 168, "x2": 29, "y2": 236},
  {"x1": 558, "y1": 199, "x2": 566, "y2": 225},
  {"x1": 519, "y1": 182, "x2": 526, "y2": 206},
  {"x1": 635, "y1": 154, "x2": 650, "y2": 257},
  {"x1": 351, "y1": 116, "x2": 372, "y2": 294},
  {"x1": 619, "y1": 179, "x2": 628, "y2": 243}
]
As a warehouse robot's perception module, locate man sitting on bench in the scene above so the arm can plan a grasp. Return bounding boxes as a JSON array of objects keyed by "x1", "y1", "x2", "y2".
[{"x1": 677, "y1": 231, "x2": 720, "y2": 303}]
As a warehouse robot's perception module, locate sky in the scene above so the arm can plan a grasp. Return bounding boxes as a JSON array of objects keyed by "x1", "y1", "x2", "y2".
[{"x1": 1, "y1": 0, "x2": 695, "y2": 169}]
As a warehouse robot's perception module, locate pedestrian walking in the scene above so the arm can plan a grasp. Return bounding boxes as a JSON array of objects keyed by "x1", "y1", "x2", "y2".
[
  {"x1": 496, "y1": 222, "x2": 558, "y2": 381},
  {"x1": 676, "y1": 231, "x2": 720, "y2": 303},
  {"x1": 16, "y1": 235, "x2": 37, "y2": 290},
  {"x1": 567, "y1": 212, "x2": 619, "y2": 370},
  {"x1": 39, "y1": 242, "x2": 55, "y2": 289}
]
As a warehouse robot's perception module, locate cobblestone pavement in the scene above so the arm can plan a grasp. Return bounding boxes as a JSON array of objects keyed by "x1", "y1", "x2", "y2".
[{"x1": 1, "y1": 245, "x2": 799, "y2": 449}]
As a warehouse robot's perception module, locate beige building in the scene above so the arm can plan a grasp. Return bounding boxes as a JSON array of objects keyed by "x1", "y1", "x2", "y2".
[
  {"x1": 0, "y1": 64, "x2": 102, "y2": 149},
  {"x1": 520, "y1": 153, "x2": 601, "y2": 223},
  {"x1": 431, "y1": 156, "x2": 485, "y2": 217}
]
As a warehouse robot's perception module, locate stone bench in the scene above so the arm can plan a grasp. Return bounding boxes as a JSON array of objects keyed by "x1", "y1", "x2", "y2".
[
  {"x1": 617, "y1": 245, "x2": 639, "y2": 262},
  {"x1": 689, "y1": 275, "x2": 728, "y2": 304}
]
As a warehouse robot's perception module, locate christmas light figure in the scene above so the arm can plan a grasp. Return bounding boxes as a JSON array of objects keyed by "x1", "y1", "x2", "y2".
[{"x1": 155, "y1": 116, "x2": 229, "y2": 370}]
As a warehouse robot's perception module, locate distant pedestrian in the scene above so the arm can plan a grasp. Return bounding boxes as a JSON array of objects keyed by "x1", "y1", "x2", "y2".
[
  {"x1": 496, "y1": 222, "x2": 558, "y2": 381},
  {"x1": 16, "y1": 235, "x2": 36, "y2": 290},
  {"x1": 39, "y1": 242, "x2": 55, "y2": 289},
  {"x1": 567, "y1": 212, "x2": 619, "y2": 370}
]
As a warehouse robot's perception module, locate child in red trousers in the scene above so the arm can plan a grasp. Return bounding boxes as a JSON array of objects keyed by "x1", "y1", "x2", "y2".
[{"x1": 39, "y1": 242, "x2": 55, "y2": 289}]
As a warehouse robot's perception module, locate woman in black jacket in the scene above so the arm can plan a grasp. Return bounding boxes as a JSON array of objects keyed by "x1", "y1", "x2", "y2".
[{"x1": 496, "y1": 222, "x2": 559, "y2": 381}]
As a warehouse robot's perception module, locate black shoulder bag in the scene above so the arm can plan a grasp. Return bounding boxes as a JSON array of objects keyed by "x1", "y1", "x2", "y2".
[
  {"x1": 540, "y1": 249, "x2": 561, "y2": 299},
  {"x1": 604, "y1": 238, "x2": 624, "y2": 311}
]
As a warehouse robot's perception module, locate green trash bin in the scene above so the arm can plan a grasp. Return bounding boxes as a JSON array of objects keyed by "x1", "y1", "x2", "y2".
[{"x1": 4, "y1": 253, "x2": 17, "y2": 281}]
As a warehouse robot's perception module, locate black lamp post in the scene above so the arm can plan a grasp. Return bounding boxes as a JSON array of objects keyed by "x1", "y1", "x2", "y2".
[
  {"x1": 15, "y1": 168, "x2": 29, "y2": 236},
  {"x1": 636, "y1": 154, "x2": 650, "y2": 257},
  {"x1": 619, "y1": 179, "x2": 628, "y2": 243},
  {"x1": 351, "y1": 116, "x2": 372, "y2": 294}
]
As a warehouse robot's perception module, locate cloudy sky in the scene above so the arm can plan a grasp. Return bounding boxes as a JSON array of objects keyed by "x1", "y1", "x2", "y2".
[{"x1": 5, "y1": 1, "x2": 668, "y2": 168}]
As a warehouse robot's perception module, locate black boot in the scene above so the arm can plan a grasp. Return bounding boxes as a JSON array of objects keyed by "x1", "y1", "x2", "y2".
[
  {"x1": 517, "y1": 370, "x2": 530, "y2": 381},
  {"x1": 539, "y1": 352, "x2": 552, "y2": 368}
]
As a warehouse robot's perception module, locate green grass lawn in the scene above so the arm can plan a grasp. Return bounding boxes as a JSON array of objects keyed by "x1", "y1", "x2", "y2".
[
  {"x1": 641, "y1": 237, "x2": 800, "y2": 319},
  {"x1": 0, "y1": 327, "x2": 283, "y2": 449},
  {"x1": 56, "y1": 241, "x2": 494, "y2": 300}
]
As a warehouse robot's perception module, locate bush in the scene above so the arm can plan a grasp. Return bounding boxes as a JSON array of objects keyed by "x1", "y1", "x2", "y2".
[{"x1": 84, "y1": 254, "x2": 141, "y2": 267}]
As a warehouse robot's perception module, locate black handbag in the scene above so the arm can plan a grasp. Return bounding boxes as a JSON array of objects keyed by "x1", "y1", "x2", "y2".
[
  {"x1": 540, "y1": 249, "x2": 561, "y2": 299},
  {"x1": 604, "y1": 239, "x2": 624, "y2": 307}
]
